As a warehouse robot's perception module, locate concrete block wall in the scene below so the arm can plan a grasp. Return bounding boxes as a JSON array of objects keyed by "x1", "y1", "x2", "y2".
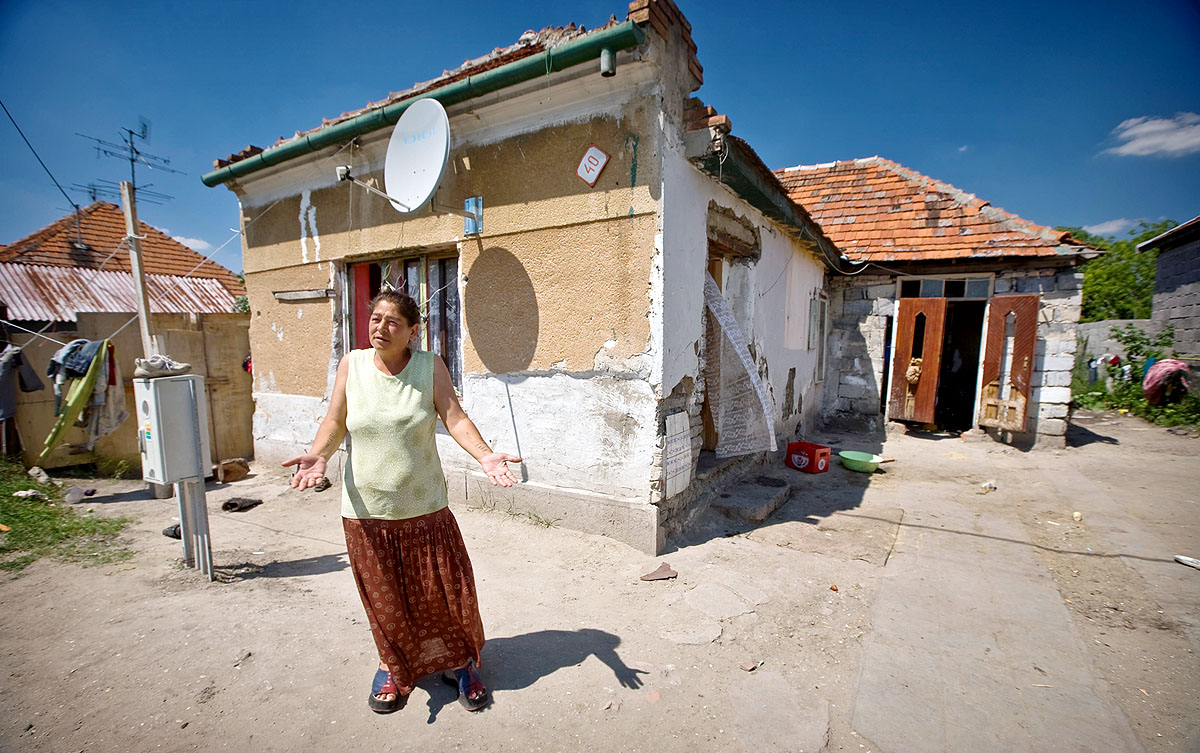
[
  {"x1": 1152, "y1": 239, "x2": 1200, "y2": 357},
  {"x1": 822, "y1": 273, "x2": 893, "y2": 433}
]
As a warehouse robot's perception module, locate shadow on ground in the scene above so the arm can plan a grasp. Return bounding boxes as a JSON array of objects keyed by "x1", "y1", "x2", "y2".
[
  {"x1": 416, "y1": 628, "x2": 645, "y2": 723},
  {"x1": 1066, "y1": 422, "x2": 1120, "y2": 448},
  {"x1": 216, "y1": 553, "x2": 348, "y2": 580}
]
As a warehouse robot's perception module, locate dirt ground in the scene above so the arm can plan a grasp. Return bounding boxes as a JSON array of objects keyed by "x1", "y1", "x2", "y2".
[{"x1": 0, "y1": 409, "x2": 1196, "y2": 753}]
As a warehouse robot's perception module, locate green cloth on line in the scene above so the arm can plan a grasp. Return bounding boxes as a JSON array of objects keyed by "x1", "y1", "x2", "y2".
[{"x1": 37, "y1": 339, "x2": 109, "y2": 464}]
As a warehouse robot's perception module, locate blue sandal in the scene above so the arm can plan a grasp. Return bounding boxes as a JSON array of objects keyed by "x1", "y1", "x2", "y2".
[
  {"x1": 368, "y1": 668, "x2": 404, "y2": 714},
  {"x1": 441, "y1": 663, "x2": 489, "y2": 711}
]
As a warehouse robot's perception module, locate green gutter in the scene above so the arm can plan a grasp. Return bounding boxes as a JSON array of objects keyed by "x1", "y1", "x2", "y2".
[{"x1": 202, "y1": 22, "x2": 646, "y2": 188}]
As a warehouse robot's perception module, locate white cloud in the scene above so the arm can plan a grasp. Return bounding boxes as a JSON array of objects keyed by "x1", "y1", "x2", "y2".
[
  {"x1": 1082, "y1": 218, "x2": 1137, "y2": 237},
  {"x1": 172, "y1": 235, "x2": 214, "y2": 252},
  {"x1": 957, "y1": 145, "x2": 969, "y2": 152},
  {"x1": 1105, "y1": 112, "x2": 1200, "y2": 157}
]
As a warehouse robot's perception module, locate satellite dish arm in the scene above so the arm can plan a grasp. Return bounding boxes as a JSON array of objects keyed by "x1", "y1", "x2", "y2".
[
  {"x1": 336, "y1": 165, "x2": 410, "y2": 211},
  {"x1": 336, "y1": 165, "x2": 481, "y2": 232}
]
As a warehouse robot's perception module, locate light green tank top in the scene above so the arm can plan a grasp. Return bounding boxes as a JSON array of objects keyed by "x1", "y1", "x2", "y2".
[{"x1": 341, "y1": 348, "x2": 448, "y2": 520}]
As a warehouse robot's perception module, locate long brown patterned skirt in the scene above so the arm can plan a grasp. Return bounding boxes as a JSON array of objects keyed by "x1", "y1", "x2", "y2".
[{"x1": 342, "y1": 507, "x2": 485, "y2": 694}]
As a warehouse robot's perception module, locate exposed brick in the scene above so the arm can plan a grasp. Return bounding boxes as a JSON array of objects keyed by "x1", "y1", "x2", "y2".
[{"x1": 1038, "y1": 403, "x2": 1069, "y2": 419}]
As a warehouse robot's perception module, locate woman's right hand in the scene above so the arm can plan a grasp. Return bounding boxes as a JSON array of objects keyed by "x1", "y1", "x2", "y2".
[{"x1": 282, "y1": 454, "x2": 327, "y2": 490}]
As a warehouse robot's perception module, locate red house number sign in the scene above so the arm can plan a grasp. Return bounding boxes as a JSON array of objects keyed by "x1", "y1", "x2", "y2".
[{"x1": 576, "y1": 145, "x2": 610, "y2": 186}]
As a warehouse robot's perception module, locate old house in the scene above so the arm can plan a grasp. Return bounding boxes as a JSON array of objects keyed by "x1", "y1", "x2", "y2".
[
  {"x1": 776, "y1": 157, "x2": 1094, "y2": 448},
  {"x1": 203, "y1": 0, "x2": 839, "y2": 553},
  {"x1": 0, "y1": 201, "x2": 252, "y2": 468},
  {"x1": 1139, "y1": 214, "x2": 1200, "y2": 358}
]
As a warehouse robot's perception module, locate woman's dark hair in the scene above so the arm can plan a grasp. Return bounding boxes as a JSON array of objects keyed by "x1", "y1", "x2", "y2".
[{"x1": 369, "y1": 289, "x2": 421, "y2": 328}]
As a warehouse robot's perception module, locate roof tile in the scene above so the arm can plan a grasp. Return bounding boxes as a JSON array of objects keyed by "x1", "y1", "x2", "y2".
[{"x1": 775, "y1": 157, "x2": 1088, "y2": 263}]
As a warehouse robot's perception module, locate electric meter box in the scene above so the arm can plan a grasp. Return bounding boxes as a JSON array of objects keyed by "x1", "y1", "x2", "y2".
[{"x1": 134, "y1": 374, "x2": 212, "y2": 485}]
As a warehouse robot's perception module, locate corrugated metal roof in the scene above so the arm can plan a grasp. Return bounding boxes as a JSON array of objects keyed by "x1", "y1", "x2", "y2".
[{"x1": 0, "y1": 263, "x2": 238, "y2": 322}]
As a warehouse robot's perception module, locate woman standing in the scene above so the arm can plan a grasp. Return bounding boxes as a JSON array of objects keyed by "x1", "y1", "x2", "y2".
[{"x1": 284, "y1": 290, "x2": 519, "y2": 713}]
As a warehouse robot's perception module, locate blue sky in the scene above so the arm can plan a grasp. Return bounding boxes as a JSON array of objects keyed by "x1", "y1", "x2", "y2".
[{"x1": 2, "y1": 0, "x2": 1197, "y2": 273}]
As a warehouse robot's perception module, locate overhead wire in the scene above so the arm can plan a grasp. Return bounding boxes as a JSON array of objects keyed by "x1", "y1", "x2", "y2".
[{"x1": 0, "y1": 98, "x2": 77, "y2": 212}]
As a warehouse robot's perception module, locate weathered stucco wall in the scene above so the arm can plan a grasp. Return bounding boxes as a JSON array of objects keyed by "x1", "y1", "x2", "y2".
[
  {"x1": 654, "y1": 144, "x2": 827, "y2": 526},
  {"x1": 232, "y1": 71, "x2": 667, "y2": 519}
]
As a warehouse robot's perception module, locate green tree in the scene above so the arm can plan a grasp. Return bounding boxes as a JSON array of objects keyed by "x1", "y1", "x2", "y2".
[{"x1": 1056, "y1": 220, "x2": 1176, "y2": 322}]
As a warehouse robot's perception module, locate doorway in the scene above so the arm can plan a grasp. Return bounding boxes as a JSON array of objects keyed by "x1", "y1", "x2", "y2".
[{"x1": 933, "y1": 300, "x2": 986, "y2": 430}]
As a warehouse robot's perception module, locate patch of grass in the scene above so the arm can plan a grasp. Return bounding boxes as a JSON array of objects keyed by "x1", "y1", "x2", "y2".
[{"x1": 0, "y1": 458, "x2": 133, "y2": 574}]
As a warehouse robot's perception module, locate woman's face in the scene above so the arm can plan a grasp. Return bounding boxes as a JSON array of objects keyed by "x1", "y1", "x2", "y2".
[{"x1": 369, "y1": 301, "x2": 419, "y2": 351}]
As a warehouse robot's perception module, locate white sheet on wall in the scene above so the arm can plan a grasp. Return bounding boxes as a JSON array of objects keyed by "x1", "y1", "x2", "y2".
[
  {"x1": 704, "y1": 273, "x2": 777, "y2": 458},
  {"x1": 663, "y1": 411, "x2": 692, "y2": 498}
]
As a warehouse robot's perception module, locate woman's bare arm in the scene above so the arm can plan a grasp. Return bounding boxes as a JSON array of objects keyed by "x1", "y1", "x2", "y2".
[
  {"x1": 431, "y1": 355, "x2": 521, "y2": 486},
  {"x1": 282, "y1": 354, "x2": 349, "y2": 489}
]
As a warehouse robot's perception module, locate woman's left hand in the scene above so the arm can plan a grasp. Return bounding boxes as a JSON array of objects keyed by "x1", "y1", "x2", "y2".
[{"x1": 480, "y1": 452, "x2": 522, "y2": 487}]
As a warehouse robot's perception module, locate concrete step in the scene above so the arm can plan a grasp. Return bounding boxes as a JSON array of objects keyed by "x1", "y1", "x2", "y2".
[{"x1": 711, "y1": 474, "x2": 791, "y2": 523}]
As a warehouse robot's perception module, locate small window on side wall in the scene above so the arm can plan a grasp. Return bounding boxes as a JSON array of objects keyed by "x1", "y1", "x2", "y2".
[{"x1": 809, "y1": 294, "x2": 828, "y2": 381}]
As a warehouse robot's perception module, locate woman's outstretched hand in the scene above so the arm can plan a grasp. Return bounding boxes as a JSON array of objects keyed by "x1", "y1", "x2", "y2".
[
  {"x1": 480, "y1": 452, "x2": 522, "y2": 487},
  {"x1": 282, "y1": 454, "x2": 327, "y2": 490}
]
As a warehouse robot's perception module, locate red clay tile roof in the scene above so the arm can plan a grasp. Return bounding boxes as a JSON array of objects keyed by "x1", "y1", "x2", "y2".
[
  {"x1": 216, "y1": 0, "x2": 700, "y2": 169},
  {"x1": 775, "y1": 157, "x2": 1088, "y2": 263},
  {"x1": 0, "y1": 202, "x2": 244, "y2": 296}
]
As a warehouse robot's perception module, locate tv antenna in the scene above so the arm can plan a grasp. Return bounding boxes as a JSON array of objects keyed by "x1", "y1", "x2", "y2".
[
  {"x1": 71, "y1": 178, "x2": 173, "y2": 206},
  {"x1": 335, "y1": 99, "x2": 482, "y2": 234},
  {"x1": 77, "y1": 117, "x2": 184, "y2": 199}
]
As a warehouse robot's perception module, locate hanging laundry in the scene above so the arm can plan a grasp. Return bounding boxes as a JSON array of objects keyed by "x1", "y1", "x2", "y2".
[
  {"x1": 84, "y1": 342, "x2": 128, "y2": 450},
  {"x1": 37, "y1": 339, "x2": 111, "y2": 464},
  {"x1": 0, "y1": 344, "x2": 45, "y2": 421}
]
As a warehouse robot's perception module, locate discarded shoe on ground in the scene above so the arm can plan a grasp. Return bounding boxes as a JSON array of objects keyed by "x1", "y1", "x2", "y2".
[
  {"x1": 133, "y1": 354, "x2": 192, "y2": 379},
  {"x1": 221, "y1": 497, "x2": 262, "y2": 513}
]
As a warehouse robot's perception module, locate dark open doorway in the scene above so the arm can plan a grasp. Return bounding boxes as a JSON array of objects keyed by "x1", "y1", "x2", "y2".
[{"x1": 934, "y1": 300, "x2": 986, "y2": 431}]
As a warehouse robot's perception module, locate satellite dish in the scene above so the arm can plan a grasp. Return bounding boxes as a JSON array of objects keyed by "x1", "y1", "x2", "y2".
[{"x1": 383, "y1": 98, "x2": 450, "y2": 213}]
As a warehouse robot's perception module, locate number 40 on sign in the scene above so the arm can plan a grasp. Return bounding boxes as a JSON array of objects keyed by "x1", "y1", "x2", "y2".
[{"x1": 576, "y1": 145, "x2": 610, "y2": 186}]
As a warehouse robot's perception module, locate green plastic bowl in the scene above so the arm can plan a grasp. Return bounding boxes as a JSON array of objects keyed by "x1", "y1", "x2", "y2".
[{"x1": 839, "y1": 450, "x2": 882, "y2": 473}]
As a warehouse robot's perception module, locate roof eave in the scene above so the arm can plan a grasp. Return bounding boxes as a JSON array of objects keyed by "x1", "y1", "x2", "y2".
[
  {"x1": 689, "y1": 133, "x2": 842, "y2": 270},
  {"x1": 201, "y1": 21, "x2": 645, "y2": 188}
]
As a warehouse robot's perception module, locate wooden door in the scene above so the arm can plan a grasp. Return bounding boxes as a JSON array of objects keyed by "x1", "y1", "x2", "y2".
[
  {"x1": 978, "y1": 294, "x2": 1039, "y2": 432},
  {"x1": 888, "y1": 298, "x2": 947, "y2": 423}
]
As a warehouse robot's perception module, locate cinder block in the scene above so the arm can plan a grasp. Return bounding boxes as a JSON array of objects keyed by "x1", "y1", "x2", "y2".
[
  {"x1": 842, "y1": 299, "x2": 874, "y2": 316},
  {"x1": 1037, "y1": 418, "x2": 1067, "y2": 436},
  {"x1": 1038, "y1": 403, "x2": 1069, "y2": 419},
  {"x1": 1055, "y1": 271, "x2": 1084, "y2": 291},
  {"x1": 1033, "y1": 386, "x2": 1071, "y2": 404},
  {"x1": 866, "y1": 283, "x2": 895, "y2": 299},
  {"x1": 994, "y1": 277, "x2": 1013, "y2": 293},
  {"x1": 1018, "y1": 276, "x2": 1055, "y2": 293},
  {"x1": 1043, "y1": 371, "x2": 1072, "y2": 387},
  {"x1": 846, "y1": 287, "x2": 867, "y2": 301},
  {"x1": 1040, "y1": 355, "x2": 1075, "y2": 371}
]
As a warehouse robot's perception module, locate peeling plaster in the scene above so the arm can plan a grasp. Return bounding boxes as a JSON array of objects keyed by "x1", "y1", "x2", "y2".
[{"x1": 299, "y1": 188, "x2": 320, "y2": 263}]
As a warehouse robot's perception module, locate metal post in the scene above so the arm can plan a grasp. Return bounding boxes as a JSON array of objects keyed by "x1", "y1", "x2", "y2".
[{"x1": 120, "y1": 181, "x2": 155, "y2": 358}]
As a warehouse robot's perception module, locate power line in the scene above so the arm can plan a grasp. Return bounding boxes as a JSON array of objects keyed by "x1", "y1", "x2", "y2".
[{"x1": 0, "y1": 98, "x2": 78, "y2": 211}]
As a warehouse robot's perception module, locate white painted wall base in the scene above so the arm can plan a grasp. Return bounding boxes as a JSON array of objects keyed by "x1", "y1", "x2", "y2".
[{"x1": 447, "y1": 470, "x2": 662, "y2": 554}]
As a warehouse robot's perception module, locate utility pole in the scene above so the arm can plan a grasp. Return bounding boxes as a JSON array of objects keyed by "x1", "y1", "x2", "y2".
[
  {"x1": 77, "y1": 119, "x2": 182, "y2": 358},
  {"x1": 120, "y1": 181, "x2": 155, "y2": 358}
]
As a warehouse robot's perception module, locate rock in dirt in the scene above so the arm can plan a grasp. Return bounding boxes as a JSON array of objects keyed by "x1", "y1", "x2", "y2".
[
  {"x1": 215, "y1": 458, "x2": 251, "y2": 484},
  {"x1": 640, "y1": 562, "x2": 677, "y2": 581}
]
